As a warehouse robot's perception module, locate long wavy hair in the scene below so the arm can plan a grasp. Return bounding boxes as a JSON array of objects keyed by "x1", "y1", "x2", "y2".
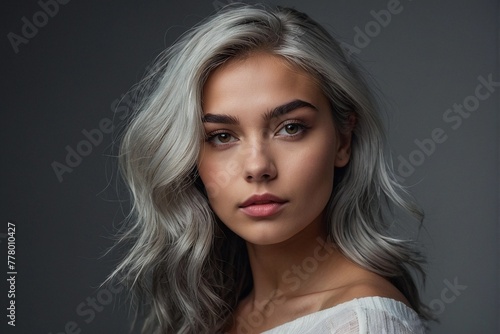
[{"x1": 110, "y1": 3, "x2": 431, "y2": 333}]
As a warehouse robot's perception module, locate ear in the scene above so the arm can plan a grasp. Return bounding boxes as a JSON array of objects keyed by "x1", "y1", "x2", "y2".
[{"x1": 334, "y1": 114, "x2": 355, "y2": 168}]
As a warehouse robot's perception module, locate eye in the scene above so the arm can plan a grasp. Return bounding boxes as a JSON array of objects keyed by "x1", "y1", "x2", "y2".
[
  {"x1": 206, "y1": 132, "x2": 237, "y2": 146},
  {"x1": 276, "y1": 122, "x2": 307, "y2": 137}
]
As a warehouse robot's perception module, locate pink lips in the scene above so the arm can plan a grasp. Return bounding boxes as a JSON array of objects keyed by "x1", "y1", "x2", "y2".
[{"x1": 239, "y1": 194, "x2": 287, "y2": 218}]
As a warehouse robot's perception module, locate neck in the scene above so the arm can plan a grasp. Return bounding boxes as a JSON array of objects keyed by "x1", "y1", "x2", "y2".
[{"x1": 244, "y1": 218, "x2": 344, "y2": 307}]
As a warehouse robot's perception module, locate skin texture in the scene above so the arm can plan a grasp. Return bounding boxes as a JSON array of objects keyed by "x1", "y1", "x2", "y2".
[
  {"x1": 199, "y1": 52, "x2": 349, "y2": 245},
  {"x1": 198, "y1": 53, "x2": 408, "y2": 333}
]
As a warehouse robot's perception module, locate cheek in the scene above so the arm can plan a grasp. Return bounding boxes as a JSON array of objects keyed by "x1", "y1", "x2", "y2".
[
  {"x1": 198, "y1": 154, "x2": 239, "y2": 203},
  {"x1": 288, "y1": 134, "x2": 336, "y2": 178},
  {"x1": 198, "y1": 160, "x2": 221, "y2": 201},
  {"x1": 302, "y1": 150, "x2": 335, "y2": 190},
  {"x1": 282, "y1": 138, "x2": 336, "y2": 208}
]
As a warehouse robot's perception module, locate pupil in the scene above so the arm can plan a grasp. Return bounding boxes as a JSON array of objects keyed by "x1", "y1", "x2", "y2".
[
  {"x1": 219, "y1": 134, "x2": 229, "y2": 142},
  {"x1": 286, "y1": 124, "x2": 298, "y2": 134}
]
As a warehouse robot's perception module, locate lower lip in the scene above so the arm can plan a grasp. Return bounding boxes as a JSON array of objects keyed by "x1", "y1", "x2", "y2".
[{"x1": 240, "y1": 202, "x2": 286, "y2": 218}]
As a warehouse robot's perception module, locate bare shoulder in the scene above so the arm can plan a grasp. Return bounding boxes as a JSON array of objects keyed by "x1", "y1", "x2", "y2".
[{"x1": 322, "y1": 264, "x2": 411, "y2": 309}]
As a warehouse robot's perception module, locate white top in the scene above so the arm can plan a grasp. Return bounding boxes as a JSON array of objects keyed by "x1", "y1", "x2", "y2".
[{"x1": 261, "y1": 297, "x2": 426, "y2": 334}]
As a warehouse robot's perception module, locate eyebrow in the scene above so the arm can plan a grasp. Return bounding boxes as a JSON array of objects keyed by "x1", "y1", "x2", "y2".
[
  {"x1": 262, "y1": 99, "x2": 318, "y2": 121},
  {"x1": 202, "y1": 113, "x2": 239, "y2": 125},
  {"x1": 202, "y1": 99, "x2": 317, "y2": 125}
]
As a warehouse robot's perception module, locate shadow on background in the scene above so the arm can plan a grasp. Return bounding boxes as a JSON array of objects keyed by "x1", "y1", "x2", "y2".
[{"x1": 1, "y1": 0, "x2": 498, "y2": 333}]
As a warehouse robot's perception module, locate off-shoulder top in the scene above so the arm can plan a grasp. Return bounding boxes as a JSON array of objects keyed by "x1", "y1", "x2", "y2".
[{"x1": 261, "y1": 296, "x2": 426, "y2": 334}]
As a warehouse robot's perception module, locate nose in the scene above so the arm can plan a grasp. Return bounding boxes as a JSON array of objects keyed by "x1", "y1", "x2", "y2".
[{"x1": 243, "y1": 141, "x2": 277, "y2": 182}]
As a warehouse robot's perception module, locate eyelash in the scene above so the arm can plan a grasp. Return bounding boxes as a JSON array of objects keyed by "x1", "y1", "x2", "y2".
[
  {"x1": 276, "y1": 120, "x2": 310, "y2": 138},
  {"x1": 205, "y1": 120, "x2": 310, "y2": 147},
  {"x1": 205, "y1": 130, "x2": 237, "y2": 146}
]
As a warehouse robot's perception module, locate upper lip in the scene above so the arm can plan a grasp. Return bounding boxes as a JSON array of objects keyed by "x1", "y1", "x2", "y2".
[{"x1": 239, "y1": 193, "x2": 287, "y2": 208}]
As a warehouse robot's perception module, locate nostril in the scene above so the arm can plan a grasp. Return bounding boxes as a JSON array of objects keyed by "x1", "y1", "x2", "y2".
[{"x1": 246, "y1": 173, "x2": 272, "y2": 182}]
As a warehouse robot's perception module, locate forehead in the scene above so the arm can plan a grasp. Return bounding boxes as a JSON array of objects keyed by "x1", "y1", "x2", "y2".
[{"x1": 202, "y1": 52, "x2": 324, "y2": 114}]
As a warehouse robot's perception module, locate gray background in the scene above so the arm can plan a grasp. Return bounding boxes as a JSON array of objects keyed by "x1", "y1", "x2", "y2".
[{"x1": 2, "y1": 0, "x2": 498, "y2": 333}]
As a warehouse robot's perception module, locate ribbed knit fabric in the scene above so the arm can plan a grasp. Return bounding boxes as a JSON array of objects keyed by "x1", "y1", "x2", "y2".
[{"x1": 261, "y1": 297, "x2": 426, "y2": 334}]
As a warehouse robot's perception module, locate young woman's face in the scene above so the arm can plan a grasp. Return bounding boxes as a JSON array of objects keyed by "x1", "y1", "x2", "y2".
[{"x1": 198, "y1": 53, "x2": 351, "y2": 245}]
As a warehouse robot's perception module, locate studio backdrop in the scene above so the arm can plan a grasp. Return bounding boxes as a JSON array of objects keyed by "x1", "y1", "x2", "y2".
[{"x1": 2, "y1": 0, "x2": 498, "y2": 333}]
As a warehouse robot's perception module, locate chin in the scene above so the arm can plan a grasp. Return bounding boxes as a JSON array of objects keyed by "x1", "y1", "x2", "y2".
[{"x1": 236, "y1": 224, "x2": 307, "y2": 246}]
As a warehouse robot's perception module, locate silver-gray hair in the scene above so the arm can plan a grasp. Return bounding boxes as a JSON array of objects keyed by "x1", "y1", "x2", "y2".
[{"x1": 110, "y1": 3, "x2": 432, "y2": 333}]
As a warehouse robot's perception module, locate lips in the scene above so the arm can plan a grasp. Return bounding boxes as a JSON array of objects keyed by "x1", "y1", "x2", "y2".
[{"x1": 239, "y1": 194, "x2": 288, "y2": 218}]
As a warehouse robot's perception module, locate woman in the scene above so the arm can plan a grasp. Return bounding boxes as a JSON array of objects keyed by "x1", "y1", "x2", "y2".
[{"x1": 111, "y1": 4, "x2": 431, "y2": 333}]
